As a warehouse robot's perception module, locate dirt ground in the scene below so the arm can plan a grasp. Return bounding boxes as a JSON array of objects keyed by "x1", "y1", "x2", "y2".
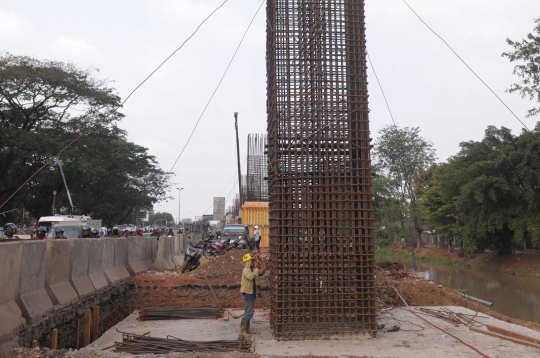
[
  {"x1": 393, "y1": 245, "x2": 540, "y2": 277},
  {"x1": 7, "y1": 248, "x2": 540, "y2": 357}
]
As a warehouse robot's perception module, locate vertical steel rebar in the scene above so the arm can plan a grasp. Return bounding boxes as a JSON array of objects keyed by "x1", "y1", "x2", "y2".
[{"x1": 266, "y1": 0, "x2": 376, "y2": 340}]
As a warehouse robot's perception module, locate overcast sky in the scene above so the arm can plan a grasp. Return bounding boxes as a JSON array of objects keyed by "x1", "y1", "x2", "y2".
[{"x1": 1, "y1": 0, "x2": 538, "y2": 222}]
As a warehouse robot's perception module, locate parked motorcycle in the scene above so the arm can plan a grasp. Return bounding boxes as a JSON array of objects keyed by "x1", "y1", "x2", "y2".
[{"x1": 181, "y1": 242, "x2": 203, "y2": 273}]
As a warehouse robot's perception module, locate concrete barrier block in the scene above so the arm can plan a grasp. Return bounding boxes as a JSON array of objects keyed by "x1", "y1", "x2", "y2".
[
  {"x1": 153, "y1": 236, "x2": 175, "y2": 271},
  {"x1": 0, "y1": 242, "x2": 25, "y2": 342},
  {"x1": 70, "y1": 239, "x2": 94, "y2": 299},
  {"x1": 88, "y1": 240, "x2": 108, "y2": 292},
  {"x1": 113, "y1": 238, "x2": 131, "y2": 280},
  {"x1": 19, "y1": 240, "x2": 53, "y2": 323},
  {"x1": 126, "y1": 236, "x2": 152, "y2": 275},
  {"x1": 103, "y1": 239, "x2": 120, "y2": 285},
  {"x1": 171, "y1": 236, "x2": 181, "y2": 267},
  {"x1": 45, "y1": 240, "x2": 78, "y2": 307}
]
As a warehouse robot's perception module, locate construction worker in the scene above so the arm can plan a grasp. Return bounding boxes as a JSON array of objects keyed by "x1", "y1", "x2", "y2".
[
  {"x1": 253, "y1": 225, "x2": 261, "y2": 251},
  {"x1": 239, "y1": 253, "x2": 263, "y2": 337},
  {"x1": 34, "y1": 227, "x2": 48, "y2": 240}
]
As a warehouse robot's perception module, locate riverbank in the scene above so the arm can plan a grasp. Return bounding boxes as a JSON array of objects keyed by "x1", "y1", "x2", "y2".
[{"x1": 377, "y1": 246, "x2": 540, "y2": 278}]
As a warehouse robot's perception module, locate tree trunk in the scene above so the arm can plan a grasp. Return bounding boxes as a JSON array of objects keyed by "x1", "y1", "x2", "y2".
[
  {"x1": 383, "y1": 218, "x2": 393, "y2": 243},
  {"x1": 447, "y1": 236, "x2": 454, "y2": 253},
  {"x1": 413, "y1": 215, "x2": 424, "y2": 249}
]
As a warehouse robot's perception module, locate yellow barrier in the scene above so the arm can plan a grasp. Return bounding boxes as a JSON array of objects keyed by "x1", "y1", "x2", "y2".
[{"x1": 241, "y1": 202, "x2": 270, "y2": 248}]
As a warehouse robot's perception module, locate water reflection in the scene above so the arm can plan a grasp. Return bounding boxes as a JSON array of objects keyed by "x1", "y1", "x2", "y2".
[{"x1": 377, "y1": 253, "x2": 540, "y2": 322}]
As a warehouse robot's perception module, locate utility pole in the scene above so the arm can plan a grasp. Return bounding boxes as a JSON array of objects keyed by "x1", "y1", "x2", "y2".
[{"x1": 234, "y1": 112, "x2": 243, "y2": 206}]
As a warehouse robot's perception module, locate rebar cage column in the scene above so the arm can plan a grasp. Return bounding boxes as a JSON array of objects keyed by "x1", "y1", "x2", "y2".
[{"x1": 266, "y1": 0, "x2": 376, "y2": 340}]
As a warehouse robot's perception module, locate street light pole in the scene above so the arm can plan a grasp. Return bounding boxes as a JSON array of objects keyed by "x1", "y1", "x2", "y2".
[{"x1": 176, "y1": 187, "x2": 184, "y2": 224}]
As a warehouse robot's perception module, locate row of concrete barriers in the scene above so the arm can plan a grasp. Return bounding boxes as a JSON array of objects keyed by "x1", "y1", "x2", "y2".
[{"x1": 0, "y1": 234, "x2": 191, "y2": 343}]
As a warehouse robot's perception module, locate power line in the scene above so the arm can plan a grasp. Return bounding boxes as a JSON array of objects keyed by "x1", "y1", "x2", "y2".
[
  {"x1": 0, "y1": 1, "x2": 230, "y2": 211},
  {"x1": 121, "y1": 0, "x2": 229, "y2": 106},
  {"x1": 401, "y1": 0, "x2": 538, "y2": 141},
  {"x1": 168, "y1": 0, "x2": 266, "y2": 172},
  {"x1": 367, "y1": 52, "x2": 397, "y2": 126}
]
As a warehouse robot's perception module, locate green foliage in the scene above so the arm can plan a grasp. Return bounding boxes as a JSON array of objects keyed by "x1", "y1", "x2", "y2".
[
  {"x1": 421, "y1": 125, "x2": 540, "y2": 255},
  {"x1": 149, "y1": 212, "x2": 175, "y2": 226},
  {"x1": 502, "y1": 18, "x2": 540, "y2": 118},
  {"x1": 373, "y1": 125, "x2": 436, "y2": 246},
  {"x1": 0, "y1": 54, "x2": 171, "y2": 226}
]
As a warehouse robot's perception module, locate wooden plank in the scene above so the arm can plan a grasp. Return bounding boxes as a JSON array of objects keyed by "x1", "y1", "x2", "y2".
[
  {"x1": 486, "y1": 324, "x2": 540, "y2": 345},
  {"x1": 470, "y1": 327, "x2": 540, "y2": 349},
  {"x1": 223, "y1": 310, "x2": 229, "y2": 321},
  {"x1": 83, "y1": 309, "x2": 91, "y2": 347},
  {"x1": 92, "y1": 306, "x2": 100, "y2": 342},
  {"x1": 51, "y1": 329, "x2": 58, "y2": 350}
]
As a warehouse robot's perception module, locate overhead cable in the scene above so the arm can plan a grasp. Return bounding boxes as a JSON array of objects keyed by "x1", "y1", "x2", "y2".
[
  {"x1": 401, "y1": 0, "x2": 538, "y2": 140},
  {"x1": 168, "y1": 0, "x2": 266, "y2": 172},
  {"x1": 0, "y1": 0, "x2": 230, "y2": 210}
]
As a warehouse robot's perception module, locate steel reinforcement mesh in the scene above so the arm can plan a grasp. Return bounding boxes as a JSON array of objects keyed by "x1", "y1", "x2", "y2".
[{"x1": 266, "y1": 0, "x2": 376, "y2": 340}]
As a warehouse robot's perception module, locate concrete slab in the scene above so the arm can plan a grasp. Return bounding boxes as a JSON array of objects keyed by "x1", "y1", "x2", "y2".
[
  {"x1": 126, "y1": 237, "x2": 152, "y2": 275},
  {"x1": 103, "y1": 239, "x2": 120, "y2": 285},
  {"x1": 70, "y1": 239, "x2": 95, "y2": 299},
  {"x1": 46, "y1": 240, "x2": 78, "y2": 306},
  {"x1": 87, "y1": 306, "x2": 540, "y2": 357},
  {"x1": 113, "y1": 238, "x2": 131, "y2": 280},
  {"x1": 88, "y1": 240, "x2": 108, "y2": 292},
  {"x1": 152, "y1": 236, "x2": 175, "y2": 271},
  {"x1": 19, "y1": 241, "x2": 53, "y2": 323},
  {"x1": 0, "y1": 242, "x2": 25, "y2": 342}
]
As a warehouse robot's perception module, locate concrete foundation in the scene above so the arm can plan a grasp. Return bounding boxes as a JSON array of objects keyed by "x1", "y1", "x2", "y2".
[{"x1": 87, "y1": 306, "x2": 540, "y2": 357}]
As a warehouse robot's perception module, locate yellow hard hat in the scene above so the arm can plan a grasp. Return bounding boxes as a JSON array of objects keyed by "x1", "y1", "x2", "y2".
[{"x1": 242, "y1": 253, "x2": 254, "y2": 263}]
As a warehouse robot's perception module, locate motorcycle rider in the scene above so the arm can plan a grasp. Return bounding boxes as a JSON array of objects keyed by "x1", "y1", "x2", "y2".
[
  {"x1": 91, "y1": 228, "x2": 100, "y2": 238},
  {"x1": 80, "y1": 225, "x2": 92, "y2": 238},
  {"x1": 3, "y1": 223, "x2": 18, "y2": 240},
  {"x1": 55, "y1": 228, "x2": 66, "y2": 239},
  {"x1": 34, "y1": 226, "x2": 48, "y2": 240}
]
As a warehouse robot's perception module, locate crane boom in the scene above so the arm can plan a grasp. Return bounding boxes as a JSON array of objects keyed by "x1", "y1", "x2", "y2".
[{"x1": 54, "y1": 159, "x2": 75, "y2": 215}]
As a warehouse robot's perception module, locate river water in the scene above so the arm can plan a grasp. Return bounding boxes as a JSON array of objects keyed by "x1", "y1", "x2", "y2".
[{"x1": 376, "y1": 251, "x2": 540, "y2": 322}]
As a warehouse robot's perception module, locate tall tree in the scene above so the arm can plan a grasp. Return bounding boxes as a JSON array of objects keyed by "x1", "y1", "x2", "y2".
[
  {"x1": 373, "y1": 125, "x2": 437, "y2": 248},
  {"x1": 502, "y1": 18, "x2": 540, "y2": 118},
  {"x1": 426, "y1": 125, "x2": 540, "y2": 255},
  {"x1": 0, "y1": 54, "x2": 171, "y2": 226}
]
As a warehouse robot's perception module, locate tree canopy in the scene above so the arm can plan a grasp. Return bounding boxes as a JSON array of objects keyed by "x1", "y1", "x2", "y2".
[
  {"x1": 0, "y1": 54, "x2": 171, "y2": 226},
  {"x1": 502, "y1": 18, "x2": 540, "y2": 118},
  {"x1": 418, "y1": 125, "x2": 540, "y2": 255},
  {"x1": 373, "y1": 125, "x2": 436, "y2": 247}
]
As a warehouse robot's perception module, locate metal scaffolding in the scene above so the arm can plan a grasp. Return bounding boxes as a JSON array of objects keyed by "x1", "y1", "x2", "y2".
[
  {"x1": 266, "y1": 0, "x2": 376, "y2": 340},
  {"x1": 246, "y1": 134, "x2": 269, "y2": 202}
]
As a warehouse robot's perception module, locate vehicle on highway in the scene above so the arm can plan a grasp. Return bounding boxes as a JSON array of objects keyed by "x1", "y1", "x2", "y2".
[{"x1": 220, "y1": 224, "x2": 250, "y2": 249}]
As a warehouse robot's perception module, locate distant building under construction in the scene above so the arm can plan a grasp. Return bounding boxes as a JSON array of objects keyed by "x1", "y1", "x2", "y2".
[{"x1": 266, "y1": 0, "x2": 376, "y2": 339}]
